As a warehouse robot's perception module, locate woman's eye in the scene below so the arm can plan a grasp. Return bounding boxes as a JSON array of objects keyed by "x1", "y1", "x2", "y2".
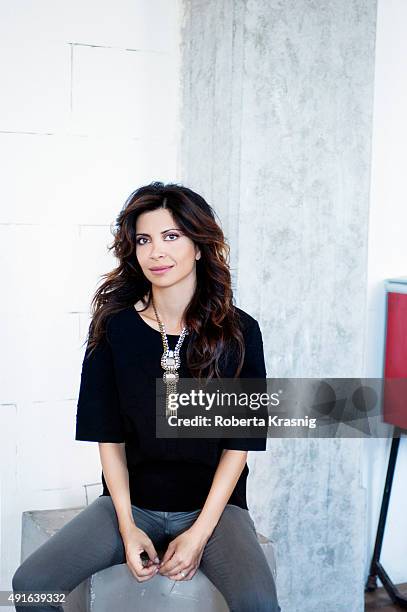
[{"x1": 136, "y1": 233, "x2": 180, "y2": 246}]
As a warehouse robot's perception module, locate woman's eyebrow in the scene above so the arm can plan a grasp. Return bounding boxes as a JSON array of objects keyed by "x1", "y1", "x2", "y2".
[{"x1": 135, "y1": 228, "x2": 180, "y2": 236}]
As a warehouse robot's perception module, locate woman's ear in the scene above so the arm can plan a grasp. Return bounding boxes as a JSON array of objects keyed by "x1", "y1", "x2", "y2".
[{"x1": 195, "y1": 247, "x2": 201, "y2": 261}]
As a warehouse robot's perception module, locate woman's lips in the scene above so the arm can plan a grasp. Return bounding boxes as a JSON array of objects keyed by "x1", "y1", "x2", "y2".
[{"x1": 149, "y1": 266, "x2": 174, "y2": 275}]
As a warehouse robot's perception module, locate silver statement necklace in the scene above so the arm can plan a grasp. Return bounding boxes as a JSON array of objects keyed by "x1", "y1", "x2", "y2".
[{"x1": 151, "y1": 297, "x2": 189, "y2": 419}]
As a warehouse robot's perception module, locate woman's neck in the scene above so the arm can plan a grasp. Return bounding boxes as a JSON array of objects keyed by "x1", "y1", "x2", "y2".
[{"x1": 149, "y1": 278, "x2": 196, "y2": 331}]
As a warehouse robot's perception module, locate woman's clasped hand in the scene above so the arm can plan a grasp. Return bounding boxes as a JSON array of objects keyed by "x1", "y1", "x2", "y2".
[
  {"x1": 121, "y1": 524, "x2": 161, "y2": 582},
  {"x1": 157, "y1": 525, "x2": 209, "y2": 581},
  {"x1": 122, "y1": 523, "x2": 209, "y2": 582}
]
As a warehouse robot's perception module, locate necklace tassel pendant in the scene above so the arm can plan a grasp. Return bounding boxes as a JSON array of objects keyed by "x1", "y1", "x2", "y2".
[{"x1": 152, "y1": 298, "x2": 188, "y2": 420}]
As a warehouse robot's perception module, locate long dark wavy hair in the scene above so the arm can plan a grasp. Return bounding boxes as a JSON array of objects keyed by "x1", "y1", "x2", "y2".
[{"x1": 84, "y1": 181, "x2": 245, "y2": 381}]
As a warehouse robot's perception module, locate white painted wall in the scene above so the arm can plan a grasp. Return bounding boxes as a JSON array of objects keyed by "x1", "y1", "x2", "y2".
[
  {"x1": 364, "y1": 0, "x2": 407, "y2": 586},
  {"x1": 0, "y1": 0, "x2": 181, "y2": 597}
]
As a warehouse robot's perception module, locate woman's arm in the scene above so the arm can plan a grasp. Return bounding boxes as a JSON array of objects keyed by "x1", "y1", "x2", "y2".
[
  {"x1": 190, "y1": 448, "x2": 248, "y2": 540},
  {"x1": 158, "y1": 448, "x2": 247, "y2": 579},
  {"x1": 188, "y1": 317, "x2": 266, "y2": 540},
  {"x1": 98, "y1": 443, "x2": 161, "y2": 582},
  {"x1": 98, "y1": 442, "x2": 135, "y2": 535},
  {"x1": 76, "y1": 323, "x2": 160, "y2": 582}
]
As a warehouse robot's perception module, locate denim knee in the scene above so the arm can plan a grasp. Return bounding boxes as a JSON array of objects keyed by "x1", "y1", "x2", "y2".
[
  {"x1": 12, "y1": 561, "x2": 49, "y2": 593},
  {"x1": 12, "y1": 563, "x2": 65, "y2": 612},
  {"x1": 12, "y1": 564, "x2": 27, "y2": 592}
]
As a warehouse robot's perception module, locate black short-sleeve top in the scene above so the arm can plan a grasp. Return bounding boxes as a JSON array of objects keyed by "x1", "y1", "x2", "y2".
[{"x1": 75, "y1": 305, "x2": 268, "y2": 511}]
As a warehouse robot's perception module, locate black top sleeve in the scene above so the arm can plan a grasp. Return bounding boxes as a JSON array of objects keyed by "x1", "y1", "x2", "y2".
[
  {"x1": 221, "y1": 319, "x2": 268, "y2": 451},
  {"x1": 75, "y1": 321, "x2": 126, "y2": 443}
]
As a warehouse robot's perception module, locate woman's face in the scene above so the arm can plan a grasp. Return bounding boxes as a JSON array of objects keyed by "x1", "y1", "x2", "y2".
[{"x1": 135, "y1": 208, "x2": 201, "y2": 288}]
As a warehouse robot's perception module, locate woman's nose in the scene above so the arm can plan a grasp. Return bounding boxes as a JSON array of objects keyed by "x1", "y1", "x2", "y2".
[{"x1": 149, "y1": 241, "x2": 167, "y2": 259}]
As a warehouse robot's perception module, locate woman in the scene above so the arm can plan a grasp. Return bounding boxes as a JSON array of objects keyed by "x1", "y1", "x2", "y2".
[{"x1": 12, "y1": 182, "x2": 280, "y2": 612}]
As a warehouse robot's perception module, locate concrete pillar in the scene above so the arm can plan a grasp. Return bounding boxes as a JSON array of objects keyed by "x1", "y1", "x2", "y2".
[{"x1": 178, "y1": 1, "x2": 377, "y2": 609}]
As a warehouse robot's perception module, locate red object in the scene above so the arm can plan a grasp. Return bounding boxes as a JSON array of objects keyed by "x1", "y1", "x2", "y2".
[{"x1": 383, "y1": 291, "x2": 407, "y2": 428}]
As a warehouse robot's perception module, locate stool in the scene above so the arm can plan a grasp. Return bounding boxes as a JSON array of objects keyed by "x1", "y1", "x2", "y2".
[{"x1": 20, "y1": 506, "x2": 277, "y2": 611}]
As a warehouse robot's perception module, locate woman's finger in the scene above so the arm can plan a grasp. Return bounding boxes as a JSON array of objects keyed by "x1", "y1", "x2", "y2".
[
  {"x1": 143, "y1": 541, "x2": 160, "y2": 566},
  {"x1": 159, "y1": 553, "x2": 184, "y2": 575},
  {"x1": 167, "y1": 564, "x2": 194, "y2": 580},
  {"x1": 127, "y1": 555, "x2": 159, "y2": 581},
  {"x1": 187, "y1": 566, "x2": 199, "y2": 579},
  {"x1": 159, "y1": 542, "x2": 175, "y2": 567},
  {"x1": 180, "y1": 566, "x2": 196, "y2": 580}
]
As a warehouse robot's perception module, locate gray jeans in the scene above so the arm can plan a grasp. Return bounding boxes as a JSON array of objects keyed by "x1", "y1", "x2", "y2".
[{"x1": 12, "y1": 496, "x2": 280, "y2": 612}]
